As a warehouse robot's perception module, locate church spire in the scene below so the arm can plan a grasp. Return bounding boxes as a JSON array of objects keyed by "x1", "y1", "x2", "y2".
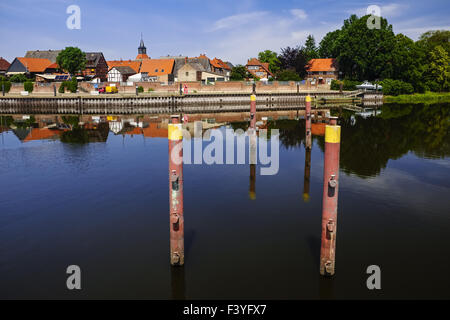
[{"x1": 138, "y1": 33, "x2": 147, "y2": 55}]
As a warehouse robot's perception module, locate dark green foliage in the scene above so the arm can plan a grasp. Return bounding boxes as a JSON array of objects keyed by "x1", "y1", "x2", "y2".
[
  {"x1": 56, "y1": 47, "x2": 86, "y2": 75},
  {"x1": 381, "y1": 79, "x2": 414, "y2": 95},
  {"x1": 257, "y1": 50, "x2": 281, "y2": 74},
  {"x1": 330, "y1": 79, "x2": 361, "y2": 91},
  {"x1": 278, "y1": 46, "x2": 308, "y2": 79},
  {"x1": 59, "y1": 77, "x2": 78, "y2": 93},
  {"x1": 275, "y1": 70, "x2": 301, "y2": 81},
  {"x1": 0, "y1": 76, "x2": 11, "y2": 93},
  {"x1": 231, "y1": 65, "x2": 250, "y2": 80},
  {"x1": 9, "y1": 74, "x2": 28, "y2": 83},
  {"x1": 138, "y1": 86, "x2": 144, "y2": 93},
  {"x1": 61, "y1": 127, "x2": 89, "y2": 143},
  {"x1": 23, "y1": 81, "x2": 33, "y2": 93}
]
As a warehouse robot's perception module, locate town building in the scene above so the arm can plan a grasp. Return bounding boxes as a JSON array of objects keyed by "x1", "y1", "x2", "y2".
[
  {"x1": 25, "y1": 50, "x2": 61, "y2": 63},
  {"x1": 6, "y1": 57, "x2": 52, "y2": 76},
  {"x1": 306, "y1": 58, "x2": 338, "y2": 85},
  {"x1": 107, "y1": 60, "x2": 141, "y2": 74},
  {"x1": 139, "y1": 59, "x2": 175, "y2": 83},
  {"x1": 107, "y1": 66, "x2": 136, "y2": 82},
  {"x1": 83, "y1": 52, "x2": 108, "y2": 81},
  {"x1": 0, "y1": 57, "x2": 10, "y2": 76},
  {"x1": 246, "y1": 58, "x2": 273, "y2": 79}
]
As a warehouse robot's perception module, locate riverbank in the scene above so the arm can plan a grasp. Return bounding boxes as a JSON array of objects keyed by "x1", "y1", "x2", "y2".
[{"x1": 384, "y1": 92, "x2": 450, "y2": 104}]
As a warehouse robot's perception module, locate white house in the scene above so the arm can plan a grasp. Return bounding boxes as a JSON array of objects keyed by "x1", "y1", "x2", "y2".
[{"x1": 107, "y1": 66, "x2": 136, "y2": 83}]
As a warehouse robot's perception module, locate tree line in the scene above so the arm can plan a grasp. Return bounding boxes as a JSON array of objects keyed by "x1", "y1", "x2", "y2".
[{"x1": 231, "y1": 14, "x2": 449, "y2": 94}]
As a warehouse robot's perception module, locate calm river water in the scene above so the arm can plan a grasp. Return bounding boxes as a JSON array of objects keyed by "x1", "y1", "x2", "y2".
[{"x1": 1, "y1": 103, "x2": 449, "y2": 299}]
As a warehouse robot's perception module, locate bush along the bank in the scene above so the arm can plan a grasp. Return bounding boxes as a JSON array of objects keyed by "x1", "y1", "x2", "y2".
[
  {"x1": 330, "y1": 79, "x2": 362, "y2": 91},
  {"x1": 9, "y1": 74, "x2": 28, "y2": 83},
  {"x1": 23, "y1": 81, "x2": 34, "y2": 93},
  {"x1": 381, "y1": 79, "x2": 414, "y2": 96},
  {"x1": 138, "y1": 86, "x2": 144, "y2": 93},
  {"x1": 59, "y1": 77, "x2": 78, "y2": 93},
  {"x1": 0, "y1": 76, "x2": 11, "y2": 93}
]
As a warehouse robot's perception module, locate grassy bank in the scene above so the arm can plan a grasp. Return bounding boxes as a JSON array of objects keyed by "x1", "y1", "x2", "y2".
[{"x1": 384, "y1": 92, "x2": 450, "y2": 104}]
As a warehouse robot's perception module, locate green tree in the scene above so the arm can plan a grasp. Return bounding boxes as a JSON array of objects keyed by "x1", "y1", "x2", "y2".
[
  {"x1": 425, "y1": 45, "x2": 449, "y2": 92},
  {"x1": 327, "y1": 14, "x2": 396, "y2": 81},
  {"x1": 417, "y1": 30, "x2": 450, "y2": 55},
  {"x1": 275, "y1": 69, "x2": 302, "y2": 81},
  {"x1": 278, "y1": 46, "x2": 308, "y2": 78},
  {"x1": 56, "y1": 47, "x2": 86, "y2": 75},
  {"x1": 304, "y1": 34, "x2": 318, "y2": 61},
  {"x1": 230, "y1": 65, "x2": 249, "y2": 80},
  {"x1": 318, "y1": 30, "x2": 341, "y2": 58},
  {"x1": 24, "y1": 81, "x2": 34, "y2": 93},
  {"x1": 257, "y1": 50, "x2": 281, "y2": 74}
]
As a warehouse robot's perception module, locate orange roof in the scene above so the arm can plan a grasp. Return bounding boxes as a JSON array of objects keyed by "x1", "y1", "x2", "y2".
[
  {"x1": 246, "y1": 58, "x2": 273, "y2": 76},
  {"x1": 23, "y1": 128, "x2": 63, "y2": 142},
  {"x1": 142, "y1": 123, "x2": 168, "y2": 138},
  {"x1": 107, "y1": 60, "x2": 142, "y2": 73},
  {"x1": 136, "y1": 53, "x2": 150, "y2": 60},
  {"x1": 140, "y1": 59, "x2": 174, "y2": 76},
  {"x1": 306, "y1": 58, "x2": 337, "y2": 72},
  {"x1": 124, "y1": 127, "x2": 143, "y2": 135},
  {"x1": 198, "y1": 54, "x2": 209, "y2": 60},
  {"x1": 211, "y1": 58, "x2": 231, "y2": 70},
  {"x1": 17, "y1": 57, "x2": 52, "y2": 73},
  {"x1": 46, "y1": 62, "x2": 59, "y2": 69}
]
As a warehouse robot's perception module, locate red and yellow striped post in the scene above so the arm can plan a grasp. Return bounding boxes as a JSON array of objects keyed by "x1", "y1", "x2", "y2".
[
  {"x1": 168, "y1": 115, "x2": 184, "y2": 266},
  {"x1": 250, "y1": 94, "x2": 256, "y2": 130},
  {"x1": 319, "y1": 117, "x2": 341, "y2": 276},
  {"x1": 305, "y1": 95, "x2": 312, "y2": 149}
]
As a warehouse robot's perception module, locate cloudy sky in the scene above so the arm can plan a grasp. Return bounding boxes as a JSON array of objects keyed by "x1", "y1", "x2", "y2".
[{"x1": 0, "y1": 0, "x2": 449, "y2": 64}]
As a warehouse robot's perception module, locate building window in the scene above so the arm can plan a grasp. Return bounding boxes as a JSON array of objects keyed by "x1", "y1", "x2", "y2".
[
  {"x1": 161, "y1": 69, "x2": 164, "y2": 72},
  {"x1": 186, "y1": 72, "x2": 189, "y2": 76},
  {"x1": 155, "y1": 69, "x2": 158, "y2": 72}
]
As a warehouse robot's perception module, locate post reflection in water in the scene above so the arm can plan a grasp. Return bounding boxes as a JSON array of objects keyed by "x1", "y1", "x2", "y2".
[{"x1": 1, "y1": 103, "x2": 450, "y2": 299}]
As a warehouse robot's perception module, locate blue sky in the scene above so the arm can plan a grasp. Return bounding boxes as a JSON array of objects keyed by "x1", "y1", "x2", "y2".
[{"x1": 0, "y1": 0, "x2": 449, "y2": 64}]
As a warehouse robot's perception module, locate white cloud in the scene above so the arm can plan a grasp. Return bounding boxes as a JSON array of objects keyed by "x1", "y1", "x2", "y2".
[
  {"x1": 290, "y1": 9, "x2": 308, "y2": 20},
  {"x1": 211, "y1": 11, "x2": 269, "y2": 31},
  {"x1": 352, "y1": 3, "x2": 408, "y2": 18}
]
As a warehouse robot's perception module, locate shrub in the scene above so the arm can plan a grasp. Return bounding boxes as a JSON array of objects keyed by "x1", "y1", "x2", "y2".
[
  {"x1": 148, "y1": 88, "x2": 154, "y2": 92},
  {"x1": 381, "y1": 79, "x2": 414, "y2": 96},
  {"x1": 138, "y1": 86, "x2": 144, "y2": 93},
  {"x1": 58, "y1": 83, "x2": 65, "y2": 93},
  {"x1": 330, "y1": 79, "x2": 362, "y2": 91},
  {"x1": 9, "y1": 74, "x2": 28, "y2": 83},
  {"x1": 60, "y1": 78, "x2": 78, "y2": 93},
  {"x1": 0, "y1": 79, "x2": 11, "y2": 93},
  {"x1": 24, "y1": 81, "x2": 34, "y2": 93}
]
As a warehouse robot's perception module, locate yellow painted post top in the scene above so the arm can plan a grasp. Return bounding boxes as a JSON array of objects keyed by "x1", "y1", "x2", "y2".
[
  {"x1": 325, "y1": 125, "x2": 341, "y2": 143},
  {"x1": 305, "y1": 95, "x2": 311, "y2": 102},
  {"x1": 250, "y1": 94, "x2": 256, "y2": 101},
  {"x1": 168, "y1": 123, "x2": 183, "y2": 140}
]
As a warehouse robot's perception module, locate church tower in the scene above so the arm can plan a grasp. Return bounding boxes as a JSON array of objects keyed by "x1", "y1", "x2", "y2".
[{"x1": 136, "y1": 34, "x2": 149, "y2": 60}]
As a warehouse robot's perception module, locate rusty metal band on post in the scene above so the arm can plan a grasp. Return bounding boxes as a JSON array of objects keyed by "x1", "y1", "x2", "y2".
[
  {"x1": 168, "y1": 118, "x2": 184, "y2": 266},
  {"x1": 319, "y1": 121, "x2": 341, "y2": 276}
]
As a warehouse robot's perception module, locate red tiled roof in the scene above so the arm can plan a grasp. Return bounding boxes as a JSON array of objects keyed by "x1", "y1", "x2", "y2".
[
  {"x1": 0, "y1": 57, "x2": 10, "y2": 71},
  {"x1": 107, "y1": 60, "x2": 142, "y2": 73},
  {"x1": 140, "y1": 59, "x2": 174, "y2": 76},
  {"x1": 246, "y1": 58, "x2": 273, "y2": 76},
  {"x1": 17, "y1": 57, "x2": 52, "y2": 73},
  {"x1": 211, "y1": 58, "x2": 231, "y2": 70},
  {"x1": 46, "y1": 62, "x2": 59, "y2": 69},
  {"x1": 136, "y1": 53, "x2": 150, "y2": 60},
  {"x1": 142, "y1": 123, "x2": 168, "y2": 138},
  {"x1": 306, "y1": 58, "x2": 337, "y2": 72},
  {"x1": 23, "y1": 128, "x2": 63, "y2": 142}
]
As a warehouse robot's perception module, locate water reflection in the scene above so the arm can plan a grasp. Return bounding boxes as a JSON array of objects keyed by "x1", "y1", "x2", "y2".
[{"x1": 1, "y1": 103, "x2": 449, "y2": 179}]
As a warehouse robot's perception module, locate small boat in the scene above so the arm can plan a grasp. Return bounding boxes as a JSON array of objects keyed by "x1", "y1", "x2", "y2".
[{"x1": 356, "y1": 81, "x2": 382, "y2": 90}]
